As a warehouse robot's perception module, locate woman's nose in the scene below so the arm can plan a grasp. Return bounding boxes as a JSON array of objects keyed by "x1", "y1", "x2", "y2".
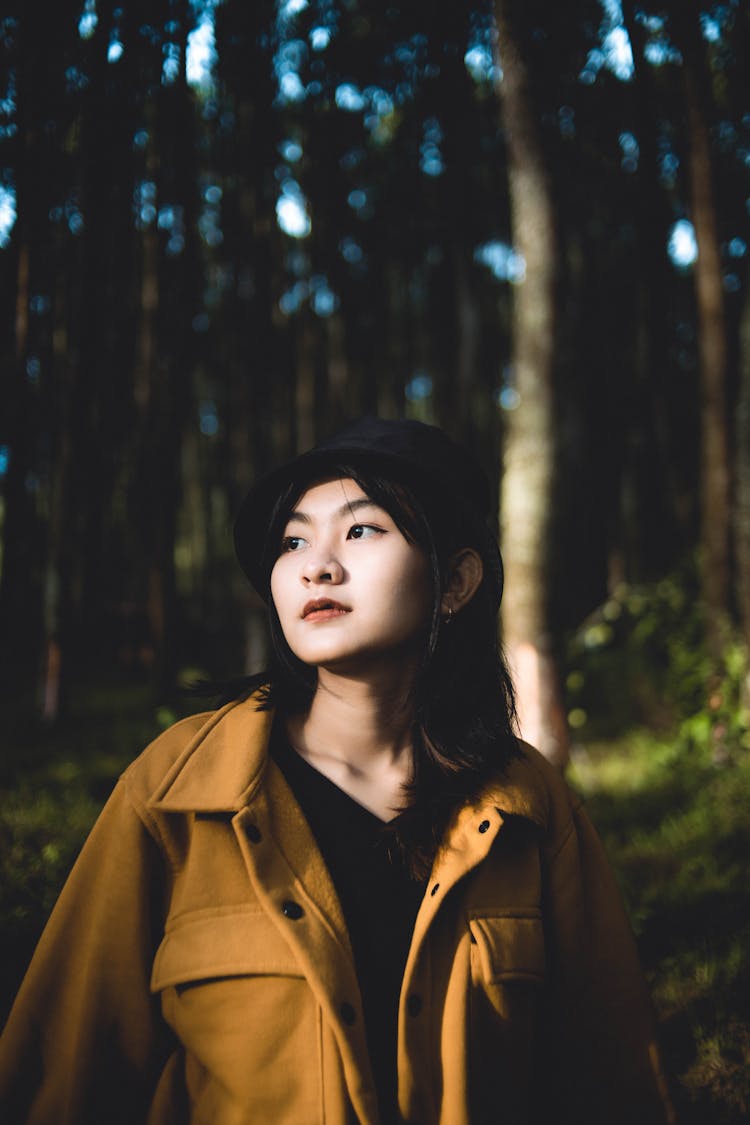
[{"x1": 301, "y1": 552, "x2": 344, "y2": 585}]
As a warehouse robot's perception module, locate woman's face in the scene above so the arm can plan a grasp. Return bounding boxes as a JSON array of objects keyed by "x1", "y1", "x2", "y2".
[{"x1": 270, "y1": 477, "x2": 432, "y2": 676}]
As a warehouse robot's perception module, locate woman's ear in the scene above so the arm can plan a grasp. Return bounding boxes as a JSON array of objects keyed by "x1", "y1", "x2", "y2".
[{"x1": 441, "y1": 548, "x2": 483, "y2": 619}]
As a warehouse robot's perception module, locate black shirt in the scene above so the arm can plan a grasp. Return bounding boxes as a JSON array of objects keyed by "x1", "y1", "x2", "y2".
[{"x1": 271, "y1": 728, "x2": 427, "y2": 1124}]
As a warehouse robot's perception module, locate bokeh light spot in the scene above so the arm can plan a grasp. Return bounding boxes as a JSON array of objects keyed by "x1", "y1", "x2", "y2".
[
  {"x1": 405, "y1": 373, "x2": 433, "y2": 402},
  {"x1": 276, "y1": 194, "x2": 311, "y2": 238},
  {"x1": 335, "y1": 84, "x2": 366, "y2": 112},
  {"x1": 310, "y1": 27, "x2": 330, "y2": 50},
  {"x1": 0, "y1": 184, "x2": 17, "y2": 247},
  {"x1": 668, "y1": 220, "x2": 698, "y2": 268}
]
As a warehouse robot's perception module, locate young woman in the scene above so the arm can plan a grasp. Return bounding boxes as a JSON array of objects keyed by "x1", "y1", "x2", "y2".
[{"x1": 1, "y1": 418, "x2": 672, "y2": 1124}]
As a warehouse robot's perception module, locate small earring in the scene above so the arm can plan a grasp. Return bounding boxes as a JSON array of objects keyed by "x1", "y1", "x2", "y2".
[{"x1": 443, "y1": 605, "x2": 454, "y2": 625}]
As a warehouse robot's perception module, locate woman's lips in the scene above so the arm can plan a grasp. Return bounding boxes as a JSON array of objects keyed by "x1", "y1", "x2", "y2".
[{"x1": 302, "y1": 599, "x2": 350, "y2": 622}]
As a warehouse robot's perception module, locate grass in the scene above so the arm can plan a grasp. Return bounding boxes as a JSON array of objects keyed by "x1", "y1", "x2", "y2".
[
  {"x1": 568, "y1": 732, "x2": 750, "y2": 1124},
  {"x1": 1, "y1": 679, "x2": 748, "y2": 1122}
]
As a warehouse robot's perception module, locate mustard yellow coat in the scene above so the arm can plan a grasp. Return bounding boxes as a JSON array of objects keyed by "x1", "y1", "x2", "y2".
[{"x1": 0, "y1": 698, "x2": 672, "y2": 1124}]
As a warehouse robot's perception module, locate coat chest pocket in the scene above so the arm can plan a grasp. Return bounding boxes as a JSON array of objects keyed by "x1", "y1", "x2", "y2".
[
  {"x1": 151, "y1": 905, "x2": 303, "y2": 990},
  {"x1": 467, "y1": 910, "x2": 546, "y2": 1116},
  {"x1": 468, "y1": 909, "x2": 546, "y2": 986},
  {"x1": 151, "y1": 907, "x2": 323, "y2": 1123}
]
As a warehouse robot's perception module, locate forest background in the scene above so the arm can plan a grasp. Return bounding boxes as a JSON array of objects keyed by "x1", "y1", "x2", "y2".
[{"x1": 1, "y1": 0, "x2": 749, "y2": 1120}]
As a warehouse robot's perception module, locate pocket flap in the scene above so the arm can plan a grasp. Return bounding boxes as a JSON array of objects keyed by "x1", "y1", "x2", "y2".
[
  {"x1": 469, "y1": 911, "x2": 545, "y2": 983},
  {"x1": 151, "y1": 907, "x2": 303, "y2": 992}
]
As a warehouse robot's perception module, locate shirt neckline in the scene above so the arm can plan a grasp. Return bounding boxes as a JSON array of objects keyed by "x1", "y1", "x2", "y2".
[{"x1": 271, "y1": 728, "x2": 405, "y2": 827}]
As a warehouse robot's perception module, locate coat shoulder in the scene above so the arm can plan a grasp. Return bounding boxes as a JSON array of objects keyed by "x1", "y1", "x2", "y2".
[
  {"x1": 495, "y1": 740, "x2": 583, "y2": 853},
  {"x1": 517, "y1": 740, "x2": 580, "y2": 803},
  {"x1": 118, "y1": 696, "x2": 273, "y2": 810}
]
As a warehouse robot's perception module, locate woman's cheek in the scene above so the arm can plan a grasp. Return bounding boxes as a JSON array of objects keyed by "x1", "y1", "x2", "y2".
[{"x1": 269, "y1": 562, "x2": 293, "y2": 624}]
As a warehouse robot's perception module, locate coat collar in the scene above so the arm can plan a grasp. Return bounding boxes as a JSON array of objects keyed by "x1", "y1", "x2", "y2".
[
  {"x1": 147, "y1": 697, "x2": 549, "y2": 830},
  {"x1": 147, "y1": 698, "x2": 275, "y2": 812}
]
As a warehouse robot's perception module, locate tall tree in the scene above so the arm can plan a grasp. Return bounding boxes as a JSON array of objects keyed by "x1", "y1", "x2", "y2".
[
  {"x1": 0, "y1": 0, "x2": 81, "y2": 712},
  {"x1": 212, "y1": 0, "x2": 286, "y2": 673},
  {"x1": 493, "y1": 0, "x2": 568, "y2": 765},
  {"x1": 621, "y1": 0, "x2": 688, "y2": 576},
  {"x1": 129, "y1": 0, "x2": 200, "y2": 696},
  {"x1": 737, "y1": 278, "x2": 750, "y2": 657},
  {"x1": 670, "y1": 0, "x2": 732, "y2": 657}
]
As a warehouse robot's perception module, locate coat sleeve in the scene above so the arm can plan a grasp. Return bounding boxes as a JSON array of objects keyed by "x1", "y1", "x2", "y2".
[
  {"x1": 0, "y1": 776, "x2": 175, "y2": 1124},
  {"x1": 534, "y1": 796, "x2": 675, "y2": 1125}
]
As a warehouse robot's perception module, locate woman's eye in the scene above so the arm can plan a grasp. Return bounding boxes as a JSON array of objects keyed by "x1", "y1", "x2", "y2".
[
  {"x1": 347, "y1": 524, "x2": 382, "y2": 540},
  {"x1": 280, "y1": 535, "x2": 307, "y2": 553}
]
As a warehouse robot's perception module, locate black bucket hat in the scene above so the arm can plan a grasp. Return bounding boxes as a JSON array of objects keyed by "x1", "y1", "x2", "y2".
[{"x1": 233, "y1": 416, "x2": 503, "y2": 601}]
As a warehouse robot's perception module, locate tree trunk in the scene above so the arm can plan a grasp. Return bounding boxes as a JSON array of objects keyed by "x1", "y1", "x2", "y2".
[
  {"x1": 133, "y1": 216, "x2": 157, "y2": 647},
  {"x1": 0, "y1": 3, "x2": 49, "y2": 699},
  {"x1": 0, "y1": 242, "x2": 38, "y2": 698},
  {"x1": 621, "y1": 0, "x2": 688, "y2": 577},
  {"x1": 736, "y1": 281, "x2": 750, "y2": 656},
  {"x1": 41, "y1": 270, "x2": 75, "y2": 722},
  {"x1": 294, "y1": 313, "x2": 317, "y2": 454},
  {"x1": 494, "y1": 0, "x2": 568, "y2": 766},
  {"x1": 672, "y1": 2, "x2": 731, "y2": 658},
  {"x1": 689, "y1": 86, "x2": 731, "y2": 654}
]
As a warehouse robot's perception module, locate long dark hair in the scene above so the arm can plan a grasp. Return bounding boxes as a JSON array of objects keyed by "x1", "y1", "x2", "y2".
[{"x1": 221, "y1": 458, "x2": 520, "y2": 874}]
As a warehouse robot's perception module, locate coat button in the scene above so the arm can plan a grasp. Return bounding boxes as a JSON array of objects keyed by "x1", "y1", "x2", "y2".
[
  {"x1": 340, "y1": 1002, "x2": 356, "y2": 1025},
  {"x1": 478, "y1": 819, "x2": 490, "y2": 833},
  {"x1": 246, "y1": 824, "x2": 262, "y2": 843},
  {"x1": 407, "y1": 994, "x2": 422, "y2": 1017},
  {"x1": 281, "y1": 900, "x2": 304, "y2": 920},
  {"x1": 430, "y1": 883, "x2": 440, "y2": 896}
]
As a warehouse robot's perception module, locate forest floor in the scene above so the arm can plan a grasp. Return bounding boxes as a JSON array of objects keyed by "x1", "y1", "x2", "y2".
[
  {"x1": 0, "y1": 683, "x2": 748, "y2": 1123},
  {"x1": 568, "y1": 732, "x2": 750, "y2": 1124}
]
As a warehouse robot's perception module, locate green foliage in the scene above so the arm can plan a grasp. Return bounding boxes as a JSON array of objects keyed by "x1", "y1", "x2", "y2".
[
  {"x1": 563, "y1": 568, "x2": 750, "y2": 1121},
  {"x1": 568, "y1": 731, "x2": 750, "y2": 1123},
  {"x1": 564, "y1": 564, "x2": 750, "y2": 753},
  {"x1": 0, "y1": 682, "x2": 203, "y2": 1021},
  {"x1": 0, "y1": 779, "x2": 100, "y2": 929}
]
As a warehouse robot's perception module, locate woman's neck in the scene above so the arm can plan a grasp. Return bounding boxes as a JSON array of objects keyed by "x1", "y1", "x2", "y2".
[{"x1": 283, "y1": 666, "x2": 417, "y2": 819}]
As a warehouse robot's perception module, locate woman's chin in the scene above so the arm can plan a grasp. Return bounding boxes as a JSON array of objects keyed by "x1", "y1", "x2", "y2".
[{"x1": 300, "y1": 643, "x2": 422, "y2": 683}]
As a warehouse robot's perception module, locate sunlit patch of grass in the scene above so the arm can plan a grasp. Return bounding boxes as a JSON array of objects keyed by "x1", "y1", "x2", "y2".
[
  {"x1": 572, "y1": 741, "x2": 749, "y2": 924},
  {"x1": 683, "y1": 1020, "x2": 750, "y2": 1121},
  {"x1": 652, "y1": 931, "x2": 749, "y2": 1014},
  {"x1": 568, "y1": 731, "x2": 680, "y2": 795},
  {"x1": 568, "y1": 731, "x2": 750, "y2": 1124}
]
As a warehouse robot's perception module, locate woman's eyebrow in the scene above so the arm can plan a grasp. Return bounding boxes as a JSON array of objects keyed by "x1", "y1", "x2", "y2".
[
  {"x1": 284, "y1": 510, "x2": 311, "y2": 526},
  {"x1": 286, "y1": 497, "x2": 384, "y2": 525},
  {"x1": 337, "y1": 497, "x2": 384, "y2": 519}
]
